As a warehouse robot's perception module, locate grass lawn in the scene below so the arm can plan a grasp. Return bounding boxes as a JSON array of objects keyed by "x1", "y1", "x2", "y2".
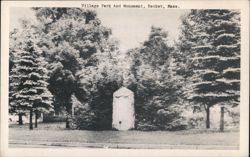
[{"x1": 9, "y1": 122, "x2": 239, "y2": 149}]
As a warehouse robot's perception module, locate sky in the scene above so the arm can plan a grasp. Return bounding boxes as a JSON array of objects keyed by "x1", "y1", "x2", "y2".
[{"x1": 10, "y1": 8, "x2": 188, "y2": 52}]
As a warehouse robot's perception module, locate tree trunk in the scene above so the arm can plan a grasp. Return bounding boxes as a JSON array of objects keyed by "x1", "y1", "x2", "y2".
[
  {"x1": 205, "y1": 107, "x2": 210, "y2": 129},
  {"x1": 55, "y1": 108, "x2": 59, "y2": 116},
  {"x1": 220, "y1": 107, "x2": 224, "y2": 132},
  {"x1": 35, "y1": 112, "x2": 38, "y2": 128},
  {"x1": 29, "y1": 109, "x2": 33, "y2": 130},
  {"x1": 66, "y1": 104, "x2": 72, "y2": 129},
  {"x1": 66, "y1": 115, "x2": 70, "y2": 129},
  {"x1": 54, "y1": 98, "x2": 60, "y2": 116},
  {"x1": 18, "y1": 113, "x2": 23, "y2": 125}
]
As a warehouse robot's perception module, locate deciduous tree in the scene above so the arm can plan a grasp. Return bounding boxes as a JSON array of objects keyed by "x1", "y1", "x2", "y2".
[{"x1": 32, "y1": 8, "x2": 117, "y2": 128}]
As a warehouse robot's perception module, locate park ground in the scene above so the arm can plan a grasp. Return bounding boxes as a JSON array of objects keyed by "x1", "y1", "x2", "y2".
[{"x1": 9, "y1": 122, "x2": 239, "y2": 149}]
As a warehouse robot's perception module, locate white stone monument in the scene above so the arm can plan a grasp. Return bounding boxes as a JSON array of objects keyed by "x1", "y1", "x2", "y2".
[{"x1": 112, "y1": 87, "x2": 135, "y2": 130}]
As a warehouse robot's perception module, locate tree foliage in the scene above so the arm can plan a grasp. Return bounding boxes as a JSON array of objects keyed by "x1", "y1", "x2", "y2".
[
  {"x1": 176, "y1": 10, "x2": 240, "y2": 128},
  {"x1": 9, "y1": 8, "x2": 240, "y2": 131},
  {"x1": 129, "y1": 27, "x2": 186, "y2": 130},
  {"x1": 9, "y1": 20, "x2": 53, "y2": 129},
  {"x1": 75, "y1": 38, "x2": 124, "y2": 130},
  {"x1": 32, "y1": 8, "x2": 114, "y2": 128}
]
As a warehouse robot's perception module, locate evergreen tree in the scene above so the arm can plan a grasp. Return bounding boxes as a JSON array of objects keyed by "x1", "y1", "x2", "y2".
[
  {"x1": 9, "y1": 20, "x2": 53, "y2": 129},
  {"x1": 129, "y1": 27, "x2": 185, "y2": 130},
  {"x1": 9, "y1": 29, "x2": 25, "y2": 125},
  {"x1": 177, "y1": 10, "x2": 240, "y2": 128}
]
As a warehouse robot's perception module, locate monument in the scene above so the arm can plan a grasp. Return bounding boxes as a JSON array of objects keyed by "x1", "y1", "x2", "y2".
[{"x1": 112, "y1": 87, "x2": 135, "y2": 130}]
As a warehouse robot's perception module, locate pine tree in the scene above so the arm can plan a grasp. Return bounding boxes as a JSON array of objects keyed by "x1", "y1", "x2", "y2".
[
  {"x1": 177, "y1": 10, "x2": 240, "y2": 128},
  {"x1": 9, "y1": 21, "x2": 53, "y2": 129},
  {"x1": 9, "y1": 29, "x2": 26, "y2": 125},
  {"x1": 129, "y1": 27, "x2": 185, "y2": 130}
]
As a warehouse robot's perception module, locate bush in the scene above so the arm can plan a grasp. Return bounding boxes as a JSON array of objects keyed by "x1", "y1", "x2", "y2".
[
  {"x1": 71, "y1": 105, "x2": 97, "y2": 130},
  {"x1": 135, "y1": 122, "x2": 158, "y2": 131},
  {"x1": 166, "y1": 119, "x2": 188, "y2": 131},
  {"x1": 187, "y1": 115, "x2": 205, "y2": 129},
  {"x1": 224, "y1": 106, "x2": 240, "y2": 128},
  {"x1": 135, "y1": 106, "x2": 188, "y2": 131},
  {"x1": 135, "y1": 120, "x2": 187, "y2": 131},
  {"x1": 43, "y1": 115, "x2": 67, "y2": 123},
  {"x1": 72, "y1": 115, "x2": 96, "y2": 130}
]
